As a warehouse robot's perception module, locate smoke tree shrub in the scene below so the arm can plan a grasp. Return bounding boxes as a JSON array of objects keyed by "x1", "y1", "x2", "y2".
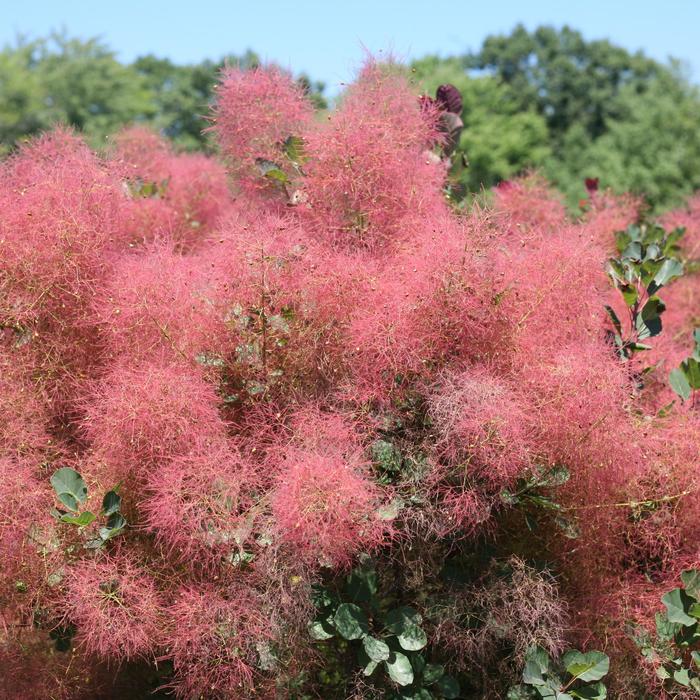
[{"x1": 1, "y1": 57, "x2": 700, "y2": 699}]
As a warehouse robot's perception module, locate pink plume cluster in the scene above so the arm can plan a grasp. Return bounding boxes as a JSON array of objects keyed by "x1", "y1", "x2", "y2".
[
  {"x1": 271, "y1": 410, "x2": 388, "y2": 566},
  {"x1": 211, "y1": 66, "x2": 313, "y2": 191},
  {"x1": 300, "y1": 61, "x2": 445, "y2": 249},
  {"x1": 109, "y1": 126, "x2": 231, "y2": 249},
  {"x1": 2, "y1": 57, "x2": 700, "y2": 698},
  {"x1": 61, "y1": 556, "x2": 162, "y2": 661},
  {"x1": 166, "y1": 586, "x2": 272, "y2": 698}
]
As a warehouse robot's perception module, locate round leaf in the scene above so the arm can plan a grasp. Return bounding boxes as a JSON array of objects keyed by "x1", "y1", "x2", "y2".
[
  {"x1": 681, "y1": 569, "x2": 700, "y2": 599},
  {"x1": 423, "y1": 663, "x2": 445, "y2": 685},
  {"x1": 101, "y1": 490, "x2": 121, "y2": 516},
  {"x1": 333, "y1": 603, "x2": 369, "y2": 640},
  {"x1": 385, "y1": 651, "x2": 414, "y2": 686},
  {"x1": 50, "y1": 468, "x2": 87, "y2": 511},
  {"x1": 60, "y1": 511, "x2": 96, "y2": 527},
  {"x1": 435, "y1": 674, "x2": 460, "y2": 698},
  {"x1": 563, "y1": 650, "x2": 609, "y2": 682},
  {"x1": 398, "y1": 623, "x2": 427, "y2": 651},
  {"x1": 362, "y1": 635, "x2": 390, "y2": 662},
  {"x1": 385, "y1": 606, "x2": 422, "y2": 635},
  {"x1": 662, "y1": 588, "x2": 697, "y2": 626},
  {"x1": 308, "y1": 619, "x2": 334, "y2": 640}
]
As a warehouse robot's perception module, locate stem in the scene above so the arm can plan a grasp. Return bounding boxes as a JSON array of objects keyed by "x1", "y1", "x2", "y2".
[{"x1": 562, "y1": 488, "x2": 695, "y2": 512}]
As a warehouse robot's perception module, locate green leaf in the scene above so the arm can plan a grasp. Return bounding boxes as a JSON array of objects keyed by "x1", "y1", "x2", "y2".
[
  {"x1": 673, "y1": 668, "x2": 690, "y2": 686},
  {"x1": 652, "y1": 258, "x2": 683, "y2": 289},
  {"x1": 344, "y1": 566, "x2": 378, "y2": 603},
  {"x1": 691, "y1": 650, "x2": 700, "y2": 668},
  {"x1": 523, "y1": 645, "x2": 550, "y2": 685},
  {"x1": 333, "y1": 603, "x2": 369, "y2": 640},
  {"x1": 662, "y1": 588, "x2": 697, "y2": 626},
  {"x1": 362, "y1": 635, "x2": 390, "y2": 662},
  {"x1": 411, "y1": 654, "x2": 426, "y2": 675},
  {"x1": 544, "y1": 465, "x2": 571, "y2": 486},
  {"x1": 308, "y1": 619, "x2": 335, "y2": 640},
  {"x1": 636, "y1": 296, "x2": 665, "y2": 340},
  {"x1": 385, "y1": 606, "x2": 422, "y2": 635},
  {"x1": 101, "y1": 490, "x2": 121, "y2": 516},
  {"x1": 681, "y1": 358, "x2": 700, "y2": 390},
  {"x1": 283, "y1": 135, "x2": 307, "y2": 166},
  {"x1": 563, "y1": 651, "x2": 609, "y2": 682},
  {"x1": 99, "y1": 512, "x2": 126, "y2": 542},
  {"x1": 620, "y1": 284, "x2": 638, "y2": 307},
  {"x1": 255, "y1": 158, "x2": 289, "y2": 183},
  {"x1": 681, "y1": 569, "x2": 700, "y2": 598},
  {"x1": 60, "y1": 511, "x2": 96, "y2": 527},
  {"x1": 363, "y1": 659, "x2": 379, "y2": 676},
  {"x1": 398, "y1": 623, "x2": 427, "y2": 651},
  {"x1": 603, "y1": 305, "x2": 622, "y2": 334},
  {"x1": 423, "y1": 663, "x2": 445, "y2": 685},
  {"x1": 434, "y1": 674, "x2": 460, "y2": 698},
  {"x1": 655, "y1": 612, "x2": 679, "y2": 641},
  {"x1": 570, "y1": 682, "x2": 607, "y2": 699},
  {"x1": 385, "y1": 651, "x2": 414, "y2": 686},
  {"x1": 507, "y1": 685, "x2": 536, "y2": 700},
  {"x1": 50, "y1": 468, "x2": 88, "y2": 512},
  {"x1": 621, "y1": 241, "x2": 642, "y2": 261},
  {"x1": 670, "y1": 368, "x2": 692, "y2": 401}
]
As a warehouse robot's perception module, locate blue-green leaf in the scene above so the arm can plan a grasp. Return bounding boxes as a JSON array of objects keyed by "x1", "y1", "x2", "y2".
[
  {"x1": 563, "y1": 650, "x2": 609, "y2": 682},
  {"x1": 60, "y1": 511, "x2": 96, "y2": 527},
  {"x1": 385, "y1": 651, "x2": 414, "y2": 686},
  {"x1": 50, "y1": 468, "x2": 87, "y2": 512},
  {"x1": 333, "y1": 603, "x2": 369, "y2": 640}
]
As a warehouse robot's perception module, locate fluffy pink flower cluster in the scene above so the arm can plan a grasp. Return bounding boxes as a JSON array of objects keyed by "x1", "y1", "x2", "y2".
[{"x1": 1, "y1": 59, "x2": 699, "y2": 698}]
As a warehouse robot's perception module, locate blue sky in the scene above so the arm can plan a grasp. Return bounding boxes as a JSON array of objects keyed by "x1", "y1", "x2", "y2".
[{"x1": 3, "y1": 0, "x2": 698, "y2": 92}]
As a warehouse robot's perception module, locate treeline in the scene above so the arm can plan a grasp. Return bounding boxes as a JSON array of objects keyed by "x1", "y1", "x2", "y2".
[
  {"x1": 2, "y1": 25, "x2": 700, "y2": 210},
  {"x1": 0, "y1": 33, "x2": 326, "y2": 153}
]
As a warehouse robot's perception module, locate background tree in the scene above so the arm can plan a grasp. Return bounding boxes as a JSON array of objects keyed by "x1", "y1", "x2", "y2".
[
  {"x1": 0, "y1": 35, "x2": 326, "y2": 154},
  {"x1": 0, "y1": 33, "x2": 153, "y2": 152},
  {"x1": 413, "y1": 24, "x2": 700, "y2": 210}
]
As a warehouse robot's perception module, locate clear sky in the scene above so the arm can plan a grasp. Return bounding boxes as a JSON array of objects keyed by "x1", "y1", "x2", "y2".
[{"x1": 3, "y1": 0, "x2": 698, "y2": 93}]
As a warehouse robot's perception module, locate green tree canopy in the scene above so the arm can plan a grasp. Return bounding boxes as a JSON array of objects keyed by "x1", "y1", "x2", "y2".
[
  {"x1": 413, "y1": 25, "x2": 700, "y2": 211},
  {"x1": 0, "y1": 33, "x2": 153, "y2": 151}
]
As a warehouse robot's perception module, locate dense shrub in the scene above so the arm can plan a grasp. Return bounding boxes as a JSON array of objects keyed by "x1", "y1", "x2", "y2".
[{"x1": 1, "y1": 57, "x2": 699, "y2": 699}]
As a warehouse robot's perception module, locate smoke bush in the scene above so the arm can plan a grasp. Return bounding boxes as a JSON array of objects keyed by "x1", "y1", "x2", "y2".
[
  {"x1": 141, "y1": 442, "x2": 256, "y2": 568},
  {"x1": 81, "y1": 362, "x2": 228, "y2": 487},
  {"x1": 271, "y1": 411, "x2": 388, "y2": 567},
  {"x1": 60, "y1": 556, "x2": 162, "y2": 661},
  {"x1": 301, "y1": 60, "x2": 444, "y2": 249},
  {"x1": 3, "y1": 56, "x2": 700, "y2": 698},
  {"x1": 211, "y1": 65, "x2": 313, "y2": 192},
  {"x1": 109, "y1": 126, "x2": 231, "y2": 248},
  {"x1": 166, "y1": 586, "x2": 272, "y2": 699}
]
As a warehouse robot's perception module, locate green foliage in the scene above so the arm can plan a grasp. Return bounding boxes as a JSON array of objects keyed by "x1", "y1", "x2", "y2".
[
  {"x1": 50, "y1": 467, "x2": 88, "y2": 512},
  {"x1": 500, "y1": 464, "x2": 579, "y2": 539},
  {"x1": 669, "y1": 329, "x2": 700, "y2": 402},
  {"x1": 413, "y1": 25, "x2": 700, "y2": 211},
  {"x1": 630, "y1": 570, "x2": 700, "y2": 695},
  {"x1": 508, "y1": 645, "x2": 610, "y2": 699},
  {"x1": 411, "y1": 56, "x2": 550, "y2": 198},
  {"x1": 0, "y1": 36, "x2": 325, "y2": 153},
  {"x1": 605, "y1": 223, "x2": 685, "y2": 361},
  {"x1": 309, "y1": 562, "x2": 461, "y2": 698},
  {"x1": 0, "y1": 33, "x2": 154, "y2": 152},
  {"x1": 49, "y1": 469, "x2": 126, "y2": 547}
]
